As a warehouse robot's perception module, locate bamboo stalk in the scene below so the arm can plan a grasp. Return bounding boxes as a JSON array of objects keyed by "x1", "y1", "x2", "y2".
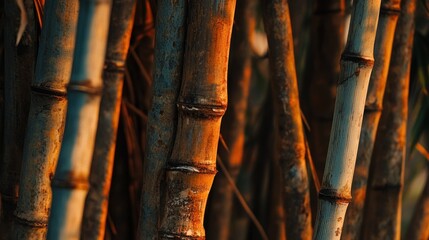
[
  {"x1": 361, "y1": 0, "x2": 415, "y2": 238},
  {"x1": 206, "y1": 0, "x2": 255, "y2": 238},
  {"x1": 0, "y1": 0, "x2": 36, "y2": 238},
  {"x1": 341, "y1": 1, "x2": 401, "y2": 239},
  {"x1": 312, "y1": 0, "x2": 381, "y2": 239},
  {"x1": 11, "y1": 1, "x2": 78, "y2": 238},
  {"x1": 158, "y1": 1, "x2": 236, "y2": 238},
  {"x1": 267, "y1": 156, "x2": 286, "y2": 240},
  {"x1": 81, "y1": 0, "x2": 136, "y2": 239},
  {"x1": 47, "y1": 0, "x2": 112, "y2": 238},
  {"x1": 263, "y1": 0, "x2": 312, "y2": 239},
  {"x1": 137, "y1": 0, "x2": 186, "y2": 238}
]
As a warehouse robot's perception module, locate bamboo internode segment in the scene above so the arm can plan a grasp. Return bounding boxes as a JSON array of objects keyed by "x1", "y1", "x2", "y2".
[
  {"x1": 47, "y1": 0, "x2": 112, "y2": 239},
  {"x1": 342, "y1": 0, "x2": 401, "y2": 239},
  {"x1": 158, "y1": 1, "x2": 236, "y2": 238},
  {"x1": 313, "y1": 0, "x2": 381, "y2": 239}
]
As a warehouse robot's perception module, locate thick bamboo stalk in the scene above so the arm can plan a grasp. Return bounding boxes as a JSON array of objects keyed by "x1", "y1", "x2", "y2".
[
  {"x1": 0, "y1": 0, "x2": 36, "y2": 238},
  {"x1": 312, "y1": 0, "x2": 381, "y2": 239},
  {"x1": 341, "y1": 1, "x2": 401, "y2": 239},
  {"x1": 47, "y1": 0, "x2": 112, "y2": 238},
  {"x1": 206, "y1": 0, "x2": 255, "y2": 238},
  {"x1": 137, "y1": 1, "x2": 186, "y2": 239},
  {"x1": 158, "y1": 1, "x2": 236, "y2": 238},
  {"x1": 361, "y1": 0, "x2": 415, "y2": 238},
  {"x1": 263, "y1": 0, "x2": 312, "y2": 239},
  {"x1": 12, "y1": 1, "x2": 79, "y2": 239},
  {"x1": 81, "y1": 0, "x2": 135, "y2": 239}
]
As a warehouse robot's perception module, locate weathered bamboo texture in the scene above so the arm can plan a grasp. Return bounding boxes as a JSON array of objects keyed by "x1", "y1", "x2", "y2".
[
  {"x1": 0, "y1": 0, "x2": 36, "y2": 239},
  {"x1": 137, "y1": 1, "x2": 186, "y2": 239},
  {"x1": 11, "y1": 1, "x2": 79, "y2": 239},
  {"x1": 361, "y1": 0, "x2": 415, "y2": 238},
  {"x1": 47, "y1": 0, "x2": 112, "y2": 238},
  {"x1": 206, "y1": 0, "x2": 255, "y2": 238},
  {"x1": 263, "y1": 0, "x2": 312, "y2": 239},
  {"x1": 341, "y1": 1, "x2": 401, "y2": 239},
  {"x1": 158, "y1": 1, "x2": 236, "y2": 238},
  {"x1": 303, "y1": 0, "x2": 346, "y2": 182},
  {"x1": 406, "y1": 164, "x2": 429, "y2": 240},
  {"x1": 312, "y1": 0, "x2": 381, "y2": 239},
  {"x1": 81, "y1": 0, "x2": 135, "y2": 239}
]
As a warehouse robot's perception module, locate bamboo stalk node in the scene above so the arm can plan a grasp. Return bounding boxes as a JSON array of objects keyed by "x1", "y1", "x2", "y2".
[
  {"x1": 67, "y1": 82, "x2": 103, "y2": 95},
  {"x1": 177, "y1": 102, "x2": 226, "y2": 119},
  {"x1": 319, "y1": 188, "x2": 352, "y2": 203},
  {"x1": 30, "y1": 85, "x2": 67, "y2": 97},
  {"x1": 51, "y1": 177, "x2": 90, "y2": 190},
  {"x1": 158, "y1": 231, "x2": 205, "y2": 239},
  {"x1": 13, "y1": 214, "x2": 48, "y2": 228},
  {"x1": 103, "y1": 60, "x2": 126, "y2": 73},
  {"x1": 380, "y1": 8, "x2": 401, "y2": 15},
  {"x1": 166, "y1": 163, "x2": 217, "y2": 174},
  {"x1": 340, "y1": 53, "x2": 375, "y2": 67},
  {"x1": 1, "y1": 194, "x2": 18, "y2": 202},
  {"x1": 364, "y1": 102, "x2": 383, "y2": 112}
]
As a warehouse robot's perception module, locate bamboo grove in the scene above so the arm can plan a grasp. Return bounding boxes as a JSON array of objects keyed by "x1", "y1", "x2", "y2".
[{"x1": 0, "y1": 0, "x2": 429, "y2": 239}]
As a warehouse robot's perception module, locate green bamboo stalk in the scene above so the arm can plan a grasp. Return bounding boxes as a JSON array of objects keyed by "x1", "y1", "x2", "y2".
[
  {"x1": 312, "y1": 0, "x2": 381, "y2": 239},
  {"x1": 158, "y1": 1, "x2": 236, "y2": 238},
  {"x1": 206, "y1": 0, "x2": 255, "y2": 238},
  {"x1": 81, "y1": 0, "x2": 136, "y2": 239},
  {"x1": 136, "y1": 1, "x2": 186, "y2": 239},
  {"x1": 361, "y1": 0, "x2": 415, "y2": 238},
  {"x1": 263, "y1": 0, "x2": 312, "y2": 239},
  {"x1": 47, "y1": 0, "x2": 112, "y2": 238},
  {"x1": 11, "y1": 1, "x2": 79, "y2": 238},
  {"x1": 0, "y1": 0, "x2": 36, "y2": 238},
  {"x1": 341, "y1": 1, "x2": 401, "y2": 239}
]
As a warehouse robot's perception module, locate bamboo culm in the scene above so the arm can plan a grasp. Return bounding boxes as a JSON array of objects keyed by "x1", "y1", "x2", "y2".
[
  {"x1": 361, "y1": 0, "x2": 415, "y2": 238},
  {"x1": 47, "y1": 0, "x2": 112, "y2": 238},
  {"x1": 0, "y1": 0, "x2": 36, "y2": 238},
  {"x1": 158, "y1": 1, "x2": 236, "y2": 238},
  {"x1": 263, "y1": 0, "x2": 312, "y2": 239},
  {"x1": 312, "y1": 0, "x2": 381, "y2": 239},
  {"x1": 137, "y1": 0, "x2": 186, "y2": 238},
  {"x1": 81, "y1": 0, "x2": 136, "y2": 239},
  {"x1": 341, "y1": 1, "x2": 401, "y2": 239},
  {"x1": 12, "y1": 1, "x2": 79, "y2": 239}
]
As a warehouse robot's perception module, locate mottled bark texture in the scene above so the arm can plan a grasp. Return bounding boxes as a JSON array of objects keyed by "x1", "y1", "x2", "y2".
[
  {"x1": 0, "y1": 0, "x2": 36, "y2": 238},
  {"x1": 47, "y1": 0, "x2": 112, "y2": 238},
  {"x1": 312, "y1": 0, "x2": 381, "y2": 239},
  {"x1": 137, "y1": 1, "x2": 186, "y2": 239},
  {"x1": 206, "y1": 0, "x2": 255, "y2": 238},
  {"x1": 158, "y1": 1, "x2": 236, "y2": 238},
  {"x1": 341, "y1": 1, "x2": 401, "y2": 239},
  {"x1": 263, "y1": 0, "x2": 312, "y2": 239},
  {"x1": 361, "y1": 0, "x2": 415, "y2": 238},
  {"x1": 81, "y1": 0, "x2": 136, "y2": 239},
  {"x1": 406, "y1": 167, "x2": 429, "y2": 240}
]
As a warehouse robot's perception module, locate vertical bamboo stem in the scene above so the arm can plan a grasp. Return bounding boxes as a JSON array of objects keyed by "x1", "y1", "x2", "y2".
[
  {"x1": 361, "y1": 0, "x2": 415, "y2": 238},
  {"x1": 158, "y1": 1, "x2": 236, "y2": 238},
  {"x1": 312, "y1": 0, "x2": 381, "y2": 239},
  {"x1": 341, "y1": 1, "x2": 401, "y2": 239},
  {"x1": 47, "y1": 0, "x2": 112, "y2": 238},
  {"x1": 137, "y1": 1, "x2": 186, "y2": 239},
  {"x1": 81, "y1": 0, "x2": 135, "y2": 239}
]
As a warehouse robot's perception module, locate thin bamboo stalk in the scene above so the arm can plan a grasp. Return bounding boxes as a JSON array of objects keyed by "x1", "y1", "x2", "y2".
[
  {"x1": 312, "y1": 0, "x2": 381, "y2": 239},
  {"x1": 267, "y1": 156, "x2": 286, "y2": 240},
  {"x1": 137, "y1": 0, "x2": 186, "y2": 238},
  {"x1": 263, "y1": 0, "x2": 312, "y2": 239},
  {"x1": 206, "y1": 0, "x2": 255, "y2": 238},
  {"x1": 341, "y1": 1, "x2": 401, "y2": 239},
  {"x1": 47, "y1": 0, "x2": 112, "y2": 238},
  {"x1": 361, "y1": 0, "x2": 415, "y2": 238},
  {"x1": 0, "y1": 0, "x2": 36, "y2": 238},
  {"x1": 12, "y1": 1, "x2": 79, "y2": 238},
  {"x1": 81, "y1": 0, "x2": 136, "y2": 239},
  {"x1": 158, "y1": 1, "x2": 236, "y2": 238}
]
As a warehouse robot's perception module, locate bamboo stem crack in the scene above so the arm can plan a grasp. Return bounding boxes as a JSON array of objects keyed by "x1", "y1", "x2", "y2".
[
  {"x1": 177, "y1": 102, "x2": 226, "y2": 118},
  {"x1": 166, "y1": 162, "x2": 217, "y2": 174}
]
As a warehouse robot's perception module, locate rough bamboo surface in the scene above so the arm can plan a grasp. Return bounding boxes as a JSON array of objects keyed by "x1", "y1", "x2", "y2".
[
  {"x1": 341, "y1": 1, "x2": 401, "y2": 239},
  {"x1": 263, "y1": 0, "x2": 312, "y2": 239},
  {"x1": 205, "y1": 0, "x2": 255, "y2": 238},
  {"x1": 158, "y1": 1, "x2": 236, "y2": 238},
  {"x1": 137, "y1": 1, "x2": 186, "y2": 239},
  {"x1": 81, "y1": 0, "x2": 135, "y2": 239},
  {"x1": 313, "y1": 0, "x2": 381, "y2": 239},
  {"x1": 12, "y1": 1, "x2": 79, "y2": 239},
  {"x1": 361, "y1": 0, "x2": 415, "y2": 238},
  {"x1": 0, "y1": 0, "x2": 36, "y2": 238},
  {"x1": 47, "y1": 0, "x2": 112, "y2": 238}
]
